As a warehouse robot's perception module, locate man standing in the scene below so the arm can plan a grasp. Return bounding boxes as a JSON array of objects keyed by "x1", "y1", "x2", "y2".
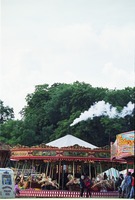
[
  {"x1": 84, "y1": 176, "x2": 92, "y2": 198},
  {"x1": 122, "y1": 172, "x2": 132, "y2": 198},
  {"x1": 129, "y1": 172, "x2": 135, "y2": 199},
  {"x1": 80, "y1": 175, "x2": 85, "y2": 197}
]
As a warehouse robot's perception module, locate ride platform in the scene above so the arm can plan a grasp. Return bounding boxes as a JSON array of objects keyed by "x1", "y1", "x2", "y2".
[{"x1": 16, "y1": 189, "x2": 119, "y2": 198}]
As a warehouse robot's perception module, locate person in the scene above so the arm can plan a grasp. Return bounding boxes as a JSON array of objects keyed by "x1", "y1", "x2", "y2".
[
  {"x1": 103, "y1": 173, "x2": 108, "y2": 180},
  {"x1": 84, "y1": 176, "x2": 92, "y2": 198},
  {"x1": 129, "y1": 172, "x2": 135, "y2": 199},
  {"x1": 80, "y1": 175, "x2": 85, "y2": 197},
  {"x1": 115, "y1": 174, "x2": 124, "y2": 190},
  {"x1": 115, "y1": 174, "x2": 124, "y2": 197},
  {"x1": 121, "y1": 172, "x2": 132, "y2": 198},
  {"x1": 125, "y1": 172, "x2": 132, "y2": 198},
  {"x1": 14, "y1": 180, "x2": 20, "y2": 196}
]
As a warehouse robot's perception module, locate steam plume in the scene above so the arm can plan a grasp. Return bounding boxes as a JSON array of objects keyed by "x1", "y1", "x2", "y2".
[{"x1": 70, "y1": 101, "x2": 134, "y2": 126}]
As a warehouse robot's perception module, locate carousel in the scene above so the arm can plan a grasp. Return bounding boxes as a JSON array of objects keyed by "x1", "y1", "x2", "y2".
[{"x1": 9, "y1": 134, "x2": 129, "y2": 198}]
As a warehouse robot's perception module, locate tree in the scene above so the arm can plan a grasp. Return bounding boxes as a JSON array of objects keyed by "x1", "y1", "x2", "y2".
[
  {"x1": 0, "y1": 120, "x2": 23, "y2": 145},
  {"x1": 0, "y1": 83, "x2": 134, "y2": 147},
  {"x1": 0, "y1": 100, "x2": 14, "y2": 124}
]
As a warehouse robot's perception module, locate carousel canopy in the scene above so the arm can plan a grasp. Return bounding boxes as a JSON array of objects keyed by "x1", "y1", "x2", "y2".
[{"x1": 46, "y1": 134, "x2": 98, "y2": 149}]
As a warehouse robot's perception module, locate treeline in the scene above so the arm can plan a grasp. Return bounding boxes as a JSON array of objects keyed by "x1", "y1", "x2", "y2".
[{"x1": 0, "y1": 82, "x2": 134, "y2": 147}]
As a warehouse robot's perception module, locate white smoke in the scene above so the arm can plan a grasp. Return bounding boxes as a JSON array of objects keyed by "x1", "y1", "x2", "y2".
[{"x1": 70, "y1": 101, "x2": 134, "y2": 126}]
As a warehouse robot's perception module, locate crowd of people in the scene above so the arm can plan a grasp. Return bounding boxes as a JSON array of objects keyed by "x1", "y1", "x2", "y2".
[
  {"x1": 13, "y1": 170, "x2": 134, "y2": 198},
  {"x1": 78, "y1": 171, "x2": 134, "y2": 198},
  {"x1": 115, "y1": 172, "x2": 135, "y2": 198}
]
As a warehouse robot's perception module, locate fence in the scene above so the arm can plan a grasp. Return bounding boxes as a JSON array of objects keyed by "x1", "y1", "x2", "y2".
[{"x1": 17, "y1": 189, "x2": 119, "y2": 198}]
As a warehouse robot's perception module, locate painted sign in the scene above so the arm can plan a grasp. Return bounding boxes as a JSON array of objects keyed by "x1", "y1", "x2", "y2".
[
  {"x1": 0, "y1": 168, "x2": 15, "y2": 199},
  {"x1": 111, "y1": 130, "x2": 135, "y2": 159}
]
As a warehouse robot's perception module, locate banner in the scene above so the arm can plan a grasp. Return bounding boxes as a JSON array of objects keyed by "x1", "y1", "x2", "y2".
[{"x1": 111, "y1": 130, "x2": 134, "y2": 159}]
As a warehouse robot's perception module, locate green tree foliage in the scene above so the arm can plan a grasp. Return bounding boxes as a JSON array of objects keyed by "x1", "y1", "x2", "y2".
[
  {"x1": 0, "y1": 100, "x2": 14, "y2": 124},
  {"x1": 0, "y1": 120, "x2": 23, "y2": 145},
  {"x1": 0, "y1": 83, "x2": 134, "y2": 147},
  {"x1": 0, "y1": 100, "x2": 15, "y2": 144}
]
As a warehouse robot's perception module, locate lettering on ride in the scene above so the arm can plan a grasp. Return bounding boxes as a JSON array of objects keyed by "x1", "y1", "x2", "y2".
[
  {"x1": 33, "y1": 150, "x2": 56, "y2": 156},
  {"x1": 11, "y1": 151, "x2": 29, "y2": 156},
  {"x1": 63, "y1": 151, "x2": 88, "y2": 157}
]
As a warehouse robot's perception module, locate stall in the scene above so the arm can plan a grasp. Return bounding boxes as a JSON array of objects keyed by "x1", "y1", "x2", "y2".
[
  {"x1": 111, "y1": 130, "x2": 135, "y2": 170},
  {"x1": 111, "y1": 131, "x2": 134, "y2": 160}
]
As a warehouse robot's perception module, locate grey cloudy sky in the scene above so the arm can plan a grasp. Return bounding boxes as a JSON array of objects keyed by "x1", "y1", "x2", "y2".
[{"x1": 0, "y1": 0, "x2": 135, "y2": 119}]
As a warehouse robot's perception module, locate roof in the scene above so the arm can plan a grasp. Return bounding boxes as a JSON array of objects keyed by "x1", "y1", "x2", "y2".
[{"x1": 46, "y1": 134, "x2": 98, "y2": 149}]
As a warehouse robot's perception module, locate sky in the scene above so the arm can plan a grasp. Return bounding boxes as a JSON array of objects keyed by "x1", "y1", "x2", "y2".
[{"x1": 0, "y1": 0, "x2": 135, "y2": 119}]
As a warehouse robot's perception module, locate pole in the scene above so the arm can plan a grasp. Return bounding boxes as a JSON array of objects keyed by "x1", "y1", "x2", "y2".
[
  {"x1": 52, "y1": 165, "x2": 54, "y2": 179},
  {"x1": 73, "y1": 161, "x2": 75, "y2": 177},
  {"x1": 49, "y1": 163, "x2": 52, "y2": 177},
  {"x1": 89, "y1": 162, "x2": 91, "y2": 178},
  {"x1": 94, "y1": 164, "x2": 97, "y2": 178},
  {"x1": 39, "y1": 164, "x2": 42, "y2": 174},
  {"x1": 100, "y1": 162, "x2": 102, "y2": 174},
  {"x1": 46, "y1": 162, "x2": 49, "y2": 177},
  {"x1": 58, "y1": 161, "x2": 61, "y2": 187},
  {"x1": 62, "y1": 164, "x2": 66, "y2": 190}
]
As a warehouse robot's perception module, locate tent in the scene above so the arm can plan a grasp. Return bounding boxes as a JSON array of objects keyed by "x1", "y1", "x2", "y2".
[
  {"x1": 99, "y1": 167, "x2": 120, "y2": 179},
  {"x1": 46, "y1": 134, "x2": 98, "y2": 149},
  {"x1": 119, "y1": 169, "x2": 134, "y2": 177}
]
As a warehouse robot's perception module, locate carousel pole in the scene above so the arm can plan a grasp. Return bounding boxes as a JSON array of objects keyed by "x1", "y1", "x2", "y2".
[
  {"x1": 73, "y1": 161, "x2": 75, "y2": 177},
  {"x1": 49, "y1": 163, "x2": 52, "y2": 177},
  {"x1": 46, "y1": 162, "x2": 49, "y2": 177},
  {"x1": 62, "y1": 164, "x2": 65, "y2": 190},
  {"x1": 15, "y1": 161, "x2": 18, "y2": 177},
  {"x1": 17, "y1": 162, "x2": 20, "y2": 176},
  {"x1": 58, "y1": 160, "x2": 61, "y2": 188},
  {"x1": 89, "y1": 162, "x2": 91, "y2": 178},
  {"x1": 31, "y1": 160, "x2": 34, "y2": 174},
  {"x1": 51, "y1": 164, "x2": 54, "y2": 179},
  {"x1": 109, "y1": 168, "x2": 112, "y2": 179},
  {"x1": 39, "y1": 164, "x2": 42, "y2": 174},
  {"x1": 94, "y1": 164, "x2": 97, "y2": 178},
  {"x1": 22, "y1": 160, "x2": 26, "y2": 174},
  {"x1": 81, "y1": 162, "x2": 84, "y2": 174},
  {"x1": 100, "y1": 162, "x2": 102, "y2": 174}
]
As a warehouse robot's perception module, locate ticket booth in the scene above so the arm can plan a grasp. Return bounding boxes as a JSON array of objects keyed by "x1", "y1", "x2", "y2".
[{"x1": 0, "y1": 168, "x2": 15, "y2": 199}]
